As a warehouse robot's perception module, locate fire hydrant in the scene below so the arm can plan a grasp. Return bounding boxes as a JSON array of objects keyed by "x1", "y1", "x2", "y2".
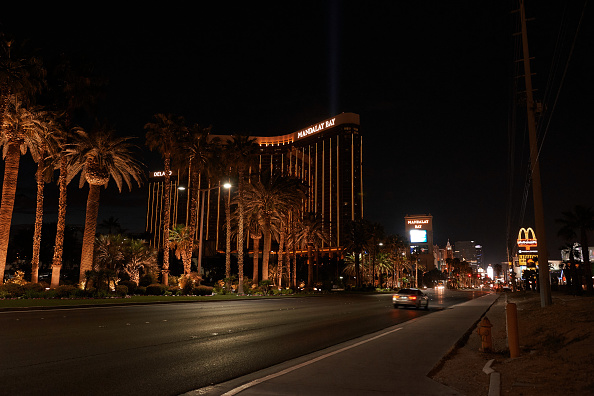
[{"x1": 477, "y1": 317, "x2": 493, "y2": 352}]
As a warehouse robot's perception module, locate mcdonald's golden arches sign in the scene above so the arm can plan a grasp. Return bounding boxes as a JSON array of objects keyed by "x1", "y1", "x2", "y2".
[{"x1": 517, "y1": 227, "x2": 537, "y2": 250}]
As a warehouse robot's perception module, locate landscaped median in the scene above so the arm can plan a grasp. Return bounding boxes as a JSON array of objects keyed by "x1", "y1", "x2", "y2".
[{"x1": 0, "y1": 282, "x2": 310, "y2": 311}]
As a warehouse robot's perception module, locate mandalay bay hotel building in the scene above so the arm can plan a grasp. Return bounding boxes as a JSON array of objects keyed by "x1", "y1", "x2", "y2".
[{"x1": 145, "y1": 113, "x2": 363, "y2": 267}]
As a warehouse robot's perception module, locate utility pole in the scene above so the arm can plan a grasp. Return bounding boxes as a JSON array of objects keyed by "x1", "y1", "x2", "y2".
[{"x1": 518, "y1": 0, "x2": 552, "y2": 307}]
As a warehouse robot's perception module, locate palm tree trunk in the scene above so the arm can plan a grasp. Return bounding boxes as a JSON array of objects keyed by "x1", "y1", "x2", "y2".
[
  {"x1": 237, "y1": 173, "x2": 245, "y2": 295},
  {"x1": 161, "y1": 157, "x2": 171, "y2": 286},
  {"x1": 262, "y1": 231, "x2": 271, "y2": 281},
  {"x1": 252, "y1": 236, "x2": 260, "y2": 285},
  {"x1": 51, "y1": 157, "x2": 68, "y2": 289},
  {"x1": 31, "y1": 151, "x2": 45, "y2": 283},
  {"x1": 292, "y1": 244, "x2": 297, "y2": 290},
  {"x1": 354, "y1": 251, "x2": 361, "y2": 288},
  {"x1": 79, "y1": 184, "x2": 101, "y2": 286},
  {"x1": 186, "y1": 169, "x2": 199, "y2": 271},
  {"x1": 183, "y1": 251, "x2": 191, "y2": 275},
  {"x1": 315, "y1": 248, "x2": 320, "y2": 284},
  {"x1": 307, "y1": 244, "x2": 313, "y2": 287},
  {"x1": 0, "y1": 143, "x2": 21, "y2": 284},
  {"x1": 225, "y1": 190, "x2": 231, "y2": 289},
  {"x1": 278, "y1": 230, "x2": 285, "y2": 288}
]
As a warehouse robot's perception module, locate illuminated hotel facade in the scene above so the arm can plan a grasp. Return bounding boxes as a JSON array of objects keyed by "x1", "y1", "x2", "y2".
[{"x1": 146, "y1": 112, "x2": 363, "y2": 255}]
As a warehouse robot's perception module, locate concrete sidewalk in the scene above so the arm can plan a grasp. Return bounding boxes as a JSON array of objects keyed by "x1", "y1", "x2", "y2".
[{"x1": 189, "y1": 292, "x2": 500, "y2": 396}]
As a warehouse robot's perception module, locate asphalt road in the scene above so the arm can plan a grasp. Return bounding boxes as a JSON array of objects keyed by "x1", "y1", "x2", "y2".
[{"x1": 0, "y1": 290, "x2": 487, "y2": 395}]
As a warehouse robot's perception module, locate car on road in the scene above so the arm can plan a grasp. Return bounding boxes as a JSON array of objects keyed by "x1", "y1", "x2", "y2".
[{"x1": 392, "y1": 288, "x2": 429, "y2": 310}]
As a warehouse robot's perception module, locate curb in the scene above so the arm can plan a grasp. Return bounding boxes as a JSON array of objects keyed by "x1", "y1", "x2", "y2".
[{"x1": 483, "y1": 359, "x2": 500, "y2": 396}]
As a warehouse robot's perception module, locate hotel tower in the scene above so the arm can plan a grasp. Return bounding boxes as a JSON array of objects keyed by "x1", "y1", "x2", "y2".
[{"x1": 146, "y1": 112, "x2": 363, "y2": 255}]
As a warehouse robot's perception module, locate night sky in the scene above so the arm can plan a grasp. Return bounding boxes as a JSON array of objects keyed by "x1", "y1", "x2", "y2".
[{"x1": 2, "y1": 1, "x2": 592, "y2": 265}]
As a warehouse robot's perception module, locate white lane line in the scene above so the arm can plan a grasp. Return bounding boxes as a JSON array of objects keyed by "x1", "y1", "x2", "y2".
[{"x1": 221, "y1": 326, "x2": 403, "y2": 396}]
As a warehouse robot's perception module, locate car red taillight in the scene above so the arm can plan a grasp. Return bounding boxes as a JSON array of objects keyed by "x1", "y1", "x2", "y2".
[{"x1": 409, "y1": 296, "x2": 417, "y2": 300}]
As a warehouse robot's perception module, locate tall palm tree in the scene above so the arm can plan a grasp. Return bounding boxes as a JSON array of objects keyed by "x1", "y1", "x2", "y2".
[
  {"x1": 48, "y1": 123, "x2": 74, "y2": 288},
  {"x1": 29, "y1": 112, "x2": 59, "y2": 283},
  {"x1": 179, "y1": 125, "x2": 221, "y2": 278},
  {"x1": 145, "y1": 113, "x2": 186, "y2": 286},
  {"x1": 223, "y1": 134, "x2": 259, "y2": 294},
  {"x1": 169, "y1": 224, "x2": 194, "y2": 276},
  {"x1": 67, "y1": 126, "x2": 144, "y2": 286},
  {"x1": 557, "y1": 205, "x2": 594, "y2": 293},
  {"x1": 0, "y1": 98, "x2": 47, "y2": 283},
  {"x1": 46, "y1": 63, "x2": 104, "y2": 288}
]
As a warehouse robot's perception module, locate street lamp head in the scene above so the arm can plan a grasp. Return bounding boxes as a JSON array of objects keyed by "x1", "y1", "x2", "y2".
[
  {"x1": 223, "y1": 182, "x2": 232, "y2": 189},
  {"x1": 177, "y1": 186, "x2": 186, "y2": 191}
]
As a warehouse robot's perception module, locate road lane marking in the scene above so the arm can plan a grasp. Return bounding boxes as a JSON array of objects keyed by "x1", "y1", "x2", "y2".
[{"x1": 221, "y1": 326, "x2": 403, "y2": 396}]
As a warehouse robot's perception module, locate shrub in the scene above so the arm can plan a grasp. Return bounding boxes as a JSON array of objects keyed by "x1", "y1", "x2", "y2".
[
  {"x1": 22, "y1": 282, "x2": 45, "y2": 298},
  {"x1": 168, "y1": 286, "x2": 181, "y2": 295},
  {"x1": 139, "y1": 273, "x2": 155, "y2": 287},
  {"x1": 145, "y1": 283, "x2": 167, "y2": 295},
  {"x1": 182, "y1": 279, "x2": 194, "y2": 295},
  {"x1": 54, "y1": 285, "x2": 78, "y2": 298},
  {"x1": 115, "y1": 285, "x2": 128, "y2": 297},
  {"x1": 136, "y1": 286, "x2": 146, "y2": 295},
  {"x1": 192, "y1": 285, "x2": 213, "y2": 296},
  {"x1": 118, "y1": 280, "x2": 137, "y2": 294},
  {"x1": 0, "y1": 283, "x2": 25, "y2": 298},
  {"x1": 74, "y1": 287, "x2": 95, "y2": 298}
]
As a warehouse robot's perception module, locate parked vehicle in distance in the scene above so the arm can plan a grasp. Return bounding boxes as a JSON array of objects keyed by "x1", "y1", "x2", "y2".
[{"x1": 392, "y1": 288, "x2": 429, "y2": 310}]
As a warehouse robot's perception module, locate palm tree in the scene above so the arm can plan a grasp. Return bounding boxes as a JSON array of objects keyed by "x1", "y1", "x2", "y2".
[
  {"x1": 383, "y1": 234, "x2": 408, "y2": 288},
  {"x1": 145, "y1": 113, "x2": 186, "y2": 286},
  {"x1": 122, "y1": 239, "x2": 157, "y2": 285},
  {"x1": 0, "y1": 98, "x2": 47, "y2": 283},
  {"x1": 94, "y1": 234, "x2": 126, "y2": 271},
  {"x1": 557, "y1": 205, "x2": 594, "y2": 293},
  {"x1": 343, "y1": 218, "x2": 371, "y2": 288},
  {"x1": 67, "y1": 126, "x2": 144, "y2": 287},
  {"x1": 223, "y1": 134, "x2": 259, "y2": 294},
  {"x1": 298, "y1": 212, "x2": 330, "y2": 287},
  {"x1": 98, "y1": 216, "x2": 123, "y2": 235},
  {"x1": 169, "y1": 224, "x2": 194, "y2": 275},
  {"x1": 243, "y1": 175, "x2": 307, "y2": 282},
  {"x1": 0, "y1": 34, "x2": 45, "y2": 129},
  {"x1": 366, "y1": 222, "x2": 385, "y2": 287}
]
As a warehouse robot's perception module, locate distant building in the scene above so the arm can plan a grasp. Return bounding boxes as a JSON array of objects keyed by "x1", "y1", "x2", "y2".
[{"x1": 454, "y1": 240, "x2": 482, "y2": 266}]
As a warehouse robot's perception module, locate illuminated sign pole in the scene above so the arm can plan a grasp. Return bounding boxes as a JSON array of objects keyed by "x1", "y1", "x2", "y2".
[{"x1": 404, "y1": 214, "x2": 433, "y2": 287}]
